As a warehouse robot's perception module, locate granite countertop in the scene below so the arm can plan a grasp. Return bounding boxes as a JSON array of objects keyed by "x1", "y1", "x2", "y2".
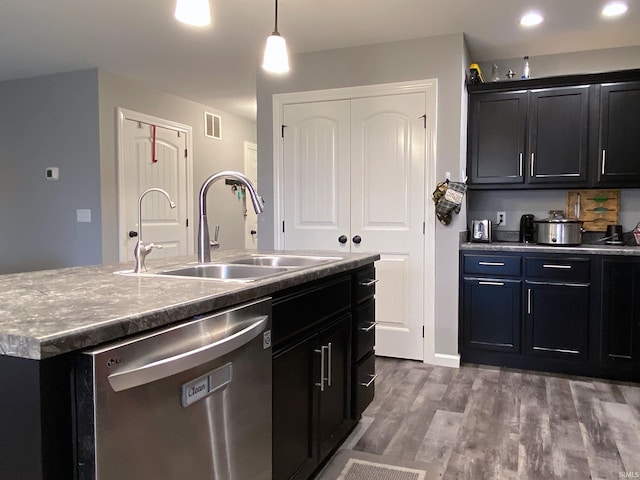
[
  {"x1": 0, "y1": 250, "x2": 379, "y2": 361},
  {"x1": 461, "y1": 241, "x2": 640, "y2": 256}
]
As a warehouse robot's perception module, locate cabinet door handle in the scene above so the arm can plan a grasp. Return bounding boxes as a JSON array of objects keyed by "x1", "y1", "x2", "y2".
[
  {"x1": 602, "y1": 150, "x2": 607, "y2": 175},
  {"x1": 527, "y1": 288, "x2": 532, "y2": 315},
  {"x1": 530, "y1": 152, "x2": 535, "y2": 177},
  {"x1": 314, "y1": 347, "x2": 326, "y2": 392},
  {"x1": 543, "y1": 264, "x2": 572, "y2": 269},
  {"x1": 326, "y1": 343, "x2": 332, "y2": 387},
  {"x1": 360, "y1": 321, "x2": 378, "y2": 332},
  {"x1": 519, "y1": 153, "x2": 523, "y2": 177},
  {"x1": 479, "y1": 281, "x2": 505, "y2": 286},
  {"x1": 360, "y1": 373, "x2": 378, "y2": 388},
  {"x1": 478, "y1": 261, "x2": 505, "y2": 266},
  {"x1": 359, "y1": 279, "x2": 379, "y2": 287}
]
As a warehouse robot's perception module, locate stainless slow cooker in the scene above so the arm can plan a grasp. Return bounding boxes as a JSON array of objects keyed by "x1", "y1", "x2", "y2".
[{"x1": 534, "y1": 210, "x2": 583, "y2": 246}]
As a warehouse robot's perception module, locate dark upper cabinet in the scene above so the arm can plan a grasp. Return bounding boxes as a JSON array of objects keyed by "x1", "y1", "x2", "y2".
[
  {"x1": 468, "y1": 91, "x2": 527, "y2": 185},
  {"x1": 528, "y1": 86, "x2": 590, "y2": 185},
  {"x1": 467, "y1": 69, "x2": 640, "y2": 189},
  {"x1": 600, "y1": 258, "x2": 640, "y2": 365},
  {"x1": 595, "y1": 81, "x2": 640, "y2": 186},
  {"x1": 468, "y1": 86, "x2": 590, "y2": 188}
]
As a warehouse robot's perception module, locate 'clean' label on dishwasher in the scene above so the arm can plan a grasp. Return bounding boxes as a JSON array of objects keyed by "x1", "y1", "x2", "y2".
[{"x1": 181, "y1": 363, "x2": 233, "y2": 408}]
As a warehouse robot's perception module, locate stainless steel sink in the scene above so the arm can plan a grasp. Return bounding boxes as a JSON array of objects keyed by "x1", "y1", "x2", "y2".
[
  {"x1": 156, "y1": 264, "x2": 290, "y2": 281},
  {"x1": 228, "y1": 254, "x2": 341, "y2": 268},
  {"x1": 116, "y1": 254, "x2": 343, "y2": 282}
]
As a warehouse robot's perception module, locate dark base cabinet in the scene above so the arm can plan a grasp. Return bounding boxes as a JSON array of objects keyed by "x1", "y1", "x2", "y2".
[
  {"x1": 273, "y1": 266, "x2": 377, "y2": 480},
  {"x1": 460, "y1": 250, "x2": 639, "y2": 383},
  {"x1": 600, "y1": 258, "x2": 640, "y2": 365},
  {"x1": 462, "y1": 278, "x2": 521, "y2": 353}
]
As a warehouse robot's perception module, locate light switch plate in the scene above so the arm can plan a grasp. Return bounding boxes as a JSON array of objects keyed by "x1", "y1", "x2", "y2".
[{"x1": 77, "y1": 209, "x2": 91, "y2": 223}]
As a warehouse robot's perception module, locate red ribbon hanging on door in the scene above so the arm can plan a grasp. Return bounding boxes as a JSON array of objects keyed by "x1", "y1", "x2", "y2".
[{"x1": 151, "y1": 125, "x2": 158, "y2": 163}]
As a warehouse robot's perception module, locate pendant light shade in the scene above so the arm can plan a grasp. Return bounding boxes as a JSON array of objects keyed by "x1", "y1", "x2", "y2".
[
  {"x1": 262, "y1": 0, "x2": 290, "y2": 73},
  {"x1": 175, "y1": 0, "x2": 211, "y2": 27}
]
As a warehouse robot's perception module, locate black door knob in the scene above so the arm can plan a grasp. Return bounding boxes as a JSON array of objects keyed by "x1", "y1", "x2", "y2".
[
  {"x1": 128, "y1": 230, "x2": 138, "y2": 238},
  {"x1": 352, "y1": 235, "x2": 362, "y2": 244},
  {"x1": 338, "y1": 235, "x2": 348, "y2": 244},
  {"x1": 250, "y1": 230, "x2": 257, "y2": 235}
]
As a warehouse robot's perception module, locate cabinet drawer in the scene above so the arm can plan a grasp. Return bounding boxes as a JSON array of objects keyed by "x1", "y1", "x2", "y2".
[
  {"x1": 354, "y1": 352, "x2": 376, "y2": 420},
  {"x1": 273, "y1": 276, "x2": 351, "y2": 348},
  {"x1": 463, "y1": 254, "x2": 521, "y2": 277},
  {"x1": 354, "y1": 300, "x2": 375, "y2": 362},
  {"x1": 353, "y1": 266, "x2": 376, "y2": 303},
  {"x1": 525, "y1": 256, "x2": 590, "y2": 282}
]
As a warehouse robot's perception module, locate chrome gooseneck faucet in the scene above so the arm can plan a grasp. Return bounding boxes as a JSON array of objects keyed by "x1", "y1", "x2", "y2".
[
  {"x1": 134, "y1": 188, "x2": 177, "y2": 273},
  {"x1": 198, "y1": 171, "x2": 264, "y2": 263}
]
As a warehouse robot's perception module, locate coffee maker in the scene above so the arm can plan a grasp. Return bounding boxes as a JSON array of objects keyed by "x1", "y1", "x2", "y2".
[{"x1": 519, "y1": 214, "x2": 535, "y2": 243}]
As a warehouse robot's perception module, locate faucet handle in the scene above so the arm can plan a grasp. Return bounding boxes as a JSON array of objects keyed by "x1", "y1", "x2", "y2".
[{"x1": 210, "y1": 224, "x2": 221, "y2": 250}]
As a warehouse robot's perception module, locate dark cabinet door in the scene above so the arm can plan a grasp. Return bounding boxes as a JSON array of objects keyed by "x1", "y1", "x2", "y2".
[
  {"x1": 528, "y1": 86, "x2": 590, "y2": 185},
  {"x1": 273, "y1": 333, "x2": 319, "y2": 480},
  {"x1": 600, "y1": 259, "x2": 640, "y2": 365},
  {"x1": 462, "y1": 278, "x2": 521, "y2": 352},
  {"x1": 597, "y1": 81, "x2": 640, "y2": 185},
  {"x1": 468, "y1": 91, "x2": 527, "y2": 185},
  {"x1": 524, "y1": 282, "x2": 589, "y2": 360},
  {"x1": 318, "y1": 315, "x2": 353, "y2": 459}
]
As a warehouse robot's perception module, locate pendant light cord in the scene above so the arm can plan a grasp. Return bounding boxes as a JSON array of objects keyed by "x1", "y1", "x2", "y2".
[{"x1": 273, "y1": 0, "x2": 279, "y2": 34}]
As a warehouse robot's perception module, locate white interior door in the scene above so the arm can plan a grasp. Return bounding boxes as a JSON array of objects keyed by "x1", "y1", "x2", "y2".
[
  {"x1": 351, "y1": 93, "x2": 426, "y2": 360},
  {"x1": 281, "y1": 93, "x2": 426, "y2": 361},
  {"x1": 244, "y1": 141, "x2": 258, "y2": 250},
  {"x1": 119, "y1": 115, "x2": 191, "y2": 262},
  {"x1": 282, "y1": 100, "x2": 351, "y2": 251}
]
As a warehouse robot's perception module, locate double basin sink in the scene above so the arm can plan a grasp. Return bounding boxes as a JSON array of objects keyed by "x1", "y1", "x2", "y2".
[{"x1": 125, "y1": 254, "x2": 342, "y2": 282}]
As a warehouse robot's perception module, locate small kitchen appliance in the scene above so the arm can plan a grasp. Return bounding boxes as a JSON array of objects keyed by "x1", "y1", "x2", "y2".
[
  {"x1": 535, "y1": 210, "x2": 583, "y2": 246},
  {"x1": 605, "y1": 224, "x2": 624, "y2": 244},
  {"x1": 471, "y1": 219, "x2": 492, "y2": 243},
  {"x1": 519, "y1": 214, "x2": 535, "y2": 243}
]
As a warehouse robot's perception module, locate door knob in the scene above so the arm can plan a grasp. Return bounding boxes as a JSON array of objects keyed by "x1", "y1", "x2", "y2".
[
  {"x1": 352, "y1": 235, "x2": 362, "y2": 244},
  {"x1": 128, "y1": 230, "x2": 138, "y2": 238},
  {"x1": 338, "y1": 235, "x2": 348, "y2": 244}
]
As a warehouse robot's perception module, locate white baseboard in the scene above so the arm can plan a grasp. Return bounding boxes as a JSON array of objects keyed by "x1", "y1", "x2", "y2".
[{"x1": 431, "y1": 353, "x2": 461, "y2": 368}]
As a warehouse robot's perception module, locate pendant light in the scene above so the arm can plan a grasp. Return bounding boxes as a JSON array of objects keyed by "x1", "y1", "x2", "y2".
[
  {"x1": 262, "y1": 0, "x2": 290, "y2": 73},
  {"x1": 175, "y1": 0, "x2": 211, "y2": 27}
]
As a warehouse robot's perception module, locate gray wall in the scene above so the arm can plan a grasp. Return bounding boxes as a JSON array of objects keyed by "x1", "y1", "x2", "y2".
[
  {"x1": 256, "y1": 33, "x2": 469, "y2": 358},
  {"x1": 470, "y1": 45, "x2": 640, "y2": 234},
  {"x1": 0, "y1": 69, "x2": 256, "y2": 274},
  {"x1": 0, "y1": 70, "x2": 102, "y2": 274},
  {"x1": 97, "y1": 71, "x2": 257, "y2": 264}
]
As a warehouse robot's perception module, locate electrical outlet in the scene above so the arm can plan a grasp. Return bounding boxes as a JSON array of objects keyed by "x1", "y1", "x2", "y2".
[{"x1": 497, "y1": 211, "x2": 506, "y2": 226}]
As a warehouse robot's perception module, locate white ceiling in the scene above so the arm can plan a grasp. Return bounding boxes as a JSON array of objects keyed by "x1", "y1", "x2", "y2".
[{"x1": 1, "y1": 0, "x2": 639, "y2": 120}]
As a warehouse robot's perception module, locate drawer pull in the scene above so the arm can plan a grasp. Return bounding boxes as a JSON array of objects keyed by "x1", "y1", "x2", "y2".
[
  {"x1": 360, "y1": 322, "x2": 378, "y2": 332},
  {"x1": 478, "y1": 261, "x2": 505, "y2": 266},
  {"x1": 359, "y1": 279, "x2": 379, "y2": 287},
  {"x1": 542, "y1": 264, "x2": 572, "y2": 269},
  {"x1": 360, "y1": 373, "x2": 378, "y2": 388},
  {"x1": 479, "y1": 281, "x2": 504, "y2": 286}
]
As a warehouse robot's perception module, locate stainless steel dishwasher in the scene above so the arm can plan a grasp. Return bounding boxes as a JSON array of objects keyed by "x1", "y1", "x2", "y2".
[{"x1": 74, "y1": 297, "x2": 272, "y2": 480}]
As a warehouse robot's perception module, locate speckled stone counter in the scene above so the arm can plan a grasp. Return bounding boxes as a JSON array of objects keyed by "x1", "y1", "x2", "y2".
[
  {"x1": 460, "y1": 241, "x2": 640, "y2": 256},
  {"x1": 0, "y1": 250, "x2": 379, "y2": 360}
]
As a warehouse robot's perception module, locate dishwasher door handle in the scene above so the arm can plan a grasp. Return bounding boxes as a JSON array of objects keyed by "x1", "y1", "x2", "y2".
[{"x1": 108, "y1": 315, "x2": 268, "y2": 392}]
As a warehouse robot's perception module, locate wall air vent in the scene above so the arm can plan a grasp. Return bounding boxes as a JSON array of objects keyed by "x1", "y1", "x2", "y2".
[{"x1": 204, "y1": 112, "x2": 222, "y2": 140}]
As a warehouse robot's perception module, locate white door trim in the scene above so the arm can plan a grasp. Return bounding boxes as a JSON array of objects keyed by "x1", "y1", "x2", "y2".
[
  {"x1": 272, "y1": 79, "x2": 438, "y2": 365},
  {"x1": 116, "y1": 108, "x2": 195, "y2": 262}
]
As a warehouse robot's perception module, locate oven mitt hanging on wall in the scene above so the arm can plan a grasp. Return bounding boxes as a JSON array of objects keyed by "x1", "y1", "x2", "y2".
[{"x1": 434, "y1": 181, "x2": 467, "y2": 225}]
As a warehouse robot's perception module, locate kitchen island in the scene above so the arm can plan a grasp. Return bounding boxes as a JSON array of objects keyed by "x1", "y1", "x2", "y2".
[
  {"x1": 459, "y1": 241, "x2": 640, "y2": 383},
  {"x1": 0, "y1": 250, "x2": 379, "y2": 479}
]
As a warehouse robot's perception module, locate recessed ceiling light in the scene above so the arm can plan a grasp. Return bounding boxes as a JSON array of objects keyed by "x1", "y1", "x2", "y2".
[
  {"x1": 520, "y1": 12, "x2": 544, "y2": 27},
  {"x1": 602, "y1": 1, "x2": 628, "y2": 17}
]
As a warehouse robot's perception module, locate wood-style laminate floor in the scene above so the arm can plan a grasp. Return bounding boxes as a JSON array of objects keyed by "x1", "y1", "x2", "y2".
[{"x1": 343, "y1": 357, "x2": 640, "y2": 480}]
